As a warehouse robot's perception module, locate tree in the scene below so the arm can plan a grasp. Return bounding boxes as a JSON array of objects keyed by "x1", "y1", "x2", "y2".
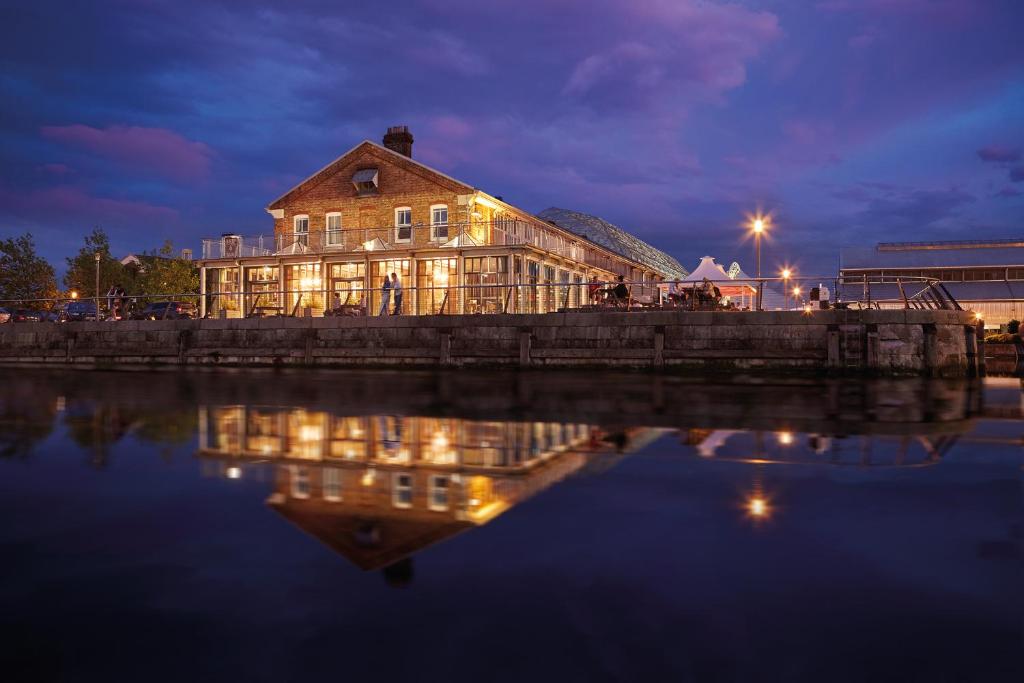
[
  {"x1": 133, "y1": 240, "x2": 200, "y2": 301},
  {"x1": 0, "y1": 232, "x2": 58, "y2": 306},
  {"x1": 64, "y1": 227, "x2": 126, "y2": 298}
]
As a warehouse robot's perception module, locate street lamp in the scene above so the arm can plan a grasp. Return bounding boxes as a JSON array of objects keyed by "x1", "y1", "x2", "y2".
[
  {"x1": 781, "y1": 268, "x2": 791, "y2": 308},
  {"x1": 750, "y1": 215, "x2": 768, "y2": 279},
  {"x1": 94, "y1": 252, "x2": 101, "y2": 320},
  {"x1": 792, "y1": 285, "x2": 801, "y2": 308}
]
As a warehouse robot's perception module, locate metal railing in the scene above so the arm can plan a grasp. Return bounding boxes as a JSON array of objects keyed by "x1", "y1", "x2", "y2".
[
  {"x1": 201, "y1": 220, "x2": 619, "y2": 273},
  {"x1": 0, "y1": 275, "x2": 965, "y2": 322}
]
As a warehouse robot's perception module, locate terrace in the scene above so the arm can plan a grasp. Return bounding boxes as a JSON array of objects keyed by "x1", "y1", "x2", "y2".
[{"x1": 200, "y1": 219, "x2": 624, "y2": 275}]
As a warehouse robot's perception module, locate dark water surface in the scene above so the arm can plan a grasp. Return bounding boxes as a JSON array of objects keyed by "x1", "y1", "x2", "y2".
[{"x1": 0, "y1": 369, "x2": 1020, "y2": 682}]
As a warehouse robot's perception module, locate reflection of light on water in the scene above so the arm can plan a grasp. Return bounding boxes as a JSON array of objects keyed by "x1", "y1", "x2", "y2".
[
  {"x1": 226, "y1": 466, "x2": 242, "y2": 480},
  {"x1": 748, "y1": 496, "x2": 769, "y2": 518},
  {"x1": 56, "y1": 396, "x2": 66, "y2": 411}
]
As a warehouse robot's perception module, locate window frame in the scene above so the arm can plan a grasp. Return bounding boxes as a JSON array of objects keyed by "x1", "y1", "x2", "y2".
[
  {"x1": 429, "y1": 475, "x2": 449, "y2": 511},
  {"x1": 430, "y1": 204, "x2": 449, "y2": 242},
  {"x1": 293, "y1": 214, "x2": 310, "y2": 246},
  {"x1": 325, "y1": 212, "x2": 343, "y2": 247},
  {"x1": 323, "y1": 467, "x2": 342, "y2": 502},
  {"x1": 393, "y1": 472, "x2": 413, "y2": 509},
  {"x1": 395, "y1": 207, "x2": 412, "y2": 243}
]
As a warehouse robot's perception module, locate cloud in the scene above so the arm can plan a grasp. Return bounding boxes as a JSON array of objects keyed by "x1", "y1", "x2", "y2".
[
  {"x1": 839, "y1": 183, "x2": 976, "y2": 231},
  {"x1": 817, "y1": 0, "x2": 977, "y2": 20},
  {"x1": 994, "y1": 186, "x2": 1021, "y2": 198},
  {"x1": 1011, "y1": 166, "x2": 1024, "y2": 182},
  {"x1": 40, "y1": 124, "x2": 213, "y2": 183},
  {"x1": 977, "y1": 145, "x2": 1022, "y2": 163},
  {"x1": 39, "y1": 163, "x2": 73, "y2": 176},
  {"x1": 408, "y1": 32, "x2": 489, "y2": 76},
  {"x1": 0, "y1": 184, "x2": 179, "y2": 226},
  {"x1": 561, "y1": 1, "x2": 781, "y2": 107}
]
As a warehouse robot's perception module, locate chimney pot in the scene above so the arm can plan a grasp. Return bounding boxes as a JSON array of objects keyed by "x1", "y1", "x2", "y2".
[{"x1": 383, "y1": 125, "x2": 414, "y2": 158}]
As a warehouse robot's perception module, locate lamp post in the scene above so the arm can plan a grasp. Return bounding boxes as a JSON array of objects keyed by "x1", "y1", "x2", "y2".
[
  {"x1": 792, "y1": 285, "x2": 801, "y2": 308},
  {"x1": 94, "y1": 252, "x2": 101, "y2": 320},
  {"x1": 753, "y1": 218, "x2": 765, "y2": 279},
  {"x1": 781, "y1": 268, "x2": 791, "y2": 308}
]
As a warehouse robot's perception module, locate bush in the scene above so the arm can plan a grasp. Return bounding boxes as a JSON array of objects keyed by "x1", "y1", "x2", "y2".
[{"x1": 1008, "y1": 319, "x2": 1020, "y2": 334}]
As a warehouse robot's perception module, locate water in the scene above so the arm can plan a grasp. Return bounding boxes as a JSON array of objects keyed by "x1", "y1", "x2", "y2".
[{"x1": 0, "y1": 369, "x2": 1020, "y2": 682}]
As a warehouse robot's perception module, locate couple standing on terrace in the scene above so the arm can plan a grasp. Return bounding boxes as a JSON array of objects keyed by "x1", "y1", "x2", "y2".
[{"x1": 378, "y1": 272, "x2": 403, "y2": 316}]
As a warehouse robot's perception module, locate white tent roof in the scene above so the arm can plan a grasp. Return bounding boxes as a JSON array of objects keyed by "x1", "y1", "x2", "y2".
[
  {"x1": 441, "y1": 232, "x2": 481, "y2": 248},
  {"x1": 354, "y1": 237, "x2": 392, "y2": 252},
  {"x1": 274, "y1": 241, "x2": 310, "y2": 256},
  {"x1": 682, "y1": 256, "x2": 731, "y2": 283}
]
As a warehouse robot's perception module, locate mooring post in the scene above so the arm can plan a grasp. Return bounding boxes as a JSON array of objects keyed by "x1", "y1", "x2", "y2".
[
  {"x1": 653, "y1": 325, "x2": 665, "y2": 369},
  {"x1": 923, "y1": 323, "x2": 938, "y2": 376},
  {"x1": 827, "y1": 324, "x2": 840, "y2": 369},
  {"x1": 519, "y1": 327, "x2": 532, "y2": 367}
]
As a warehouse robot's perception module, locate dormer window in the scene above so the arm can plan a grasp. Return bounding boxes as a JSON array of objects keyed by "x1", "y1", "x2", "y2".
[{"x1": 352, "y1": 168, "x2": 379, "y2": 196}]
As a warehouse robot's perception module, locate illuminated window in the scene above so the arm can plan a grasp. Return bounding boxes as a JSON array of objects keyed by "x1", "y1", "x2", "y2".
[
  {"x1": 431, "y1": 204, "x2": 449, "y2": 241},
  {"x1": 326, "y1": 212, "x2": 343, "y2": 246},
  {"x1": 291, "y1": 466, "x2": 310, "y2": 499},
  {"x1": 429, "y1": 476, "x2": 449, "y2": 511},
  {"x1": 395, "y1": 207, "x2": 412, "y2": 242},
  {"x1": 323, "y1": 467, "x2": 342, "y2": 502},
  {"x1": 294, "y1": 215, "x2": 309, "y2": 246},
  {"x1": 393, "y1": 473, "x2": 413, "y2": 508}
]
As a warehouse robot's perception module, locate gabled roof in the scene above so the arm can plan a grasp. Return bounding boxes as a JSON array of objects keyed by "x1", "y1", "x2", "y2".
[
  {"x1": 267, "y1": 495, "x2": 474, "y2": 571},
  {"x1": 267, "y1": 140, "x2": 474, "y2": 210},
  {"x1": 537, "y1": 207, "x2": 687, "y2": 279}
]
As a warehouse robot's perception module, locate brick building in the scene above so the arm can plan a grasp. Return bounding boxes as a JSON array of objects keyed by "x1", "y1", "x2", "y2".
[{"x1": 198, "y1": 126, "x2": 680, "y2": 318}]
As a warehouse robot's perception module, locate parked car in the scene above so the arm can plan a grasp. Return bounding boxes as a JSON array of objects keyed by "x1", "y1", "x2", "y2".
[
  {"x1": 133, "y1": 301, "x2": 197, "y2": 320},
  {"x1": 0, "y1": 307, "x2": 10, "y2": 324},
  {"x1": 11, "y1": 309, "x2": 44, "y2": 322},
  {"x1": 56, "y1": 301, "x2": 98, "y2": 322}
]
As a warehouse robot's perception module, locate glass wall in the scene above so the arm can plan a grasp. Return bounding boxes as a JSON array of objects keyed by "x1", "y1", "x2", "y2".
[
  {"x1": 285, "y1": 263, "x2": 324, "y2": 316},
  {"x1": 244, "y1": 266, "x2": 280, "y2": 317},
  {"x1": 205, "y1": 267, "x2": 241, "y2": 318},
  {"x1": 416, "y1": 258, "x2": 458, "y2": 315},
  {"x1": 329, "y1": 262, "x2": 366, "y2": 310},
  {"x1": 370, "y1": 259, "x2": 410, "y2": 315},
  {"x1": 465, "y1": 256, "x2": 508, "y2": 314}
]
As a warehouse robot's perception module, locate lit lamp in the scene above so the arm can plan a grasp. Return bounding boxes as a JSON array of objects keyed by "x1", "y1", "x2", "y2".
[
  {"x1": 94, "y1": 251, "x2": 101, "y2": 319},
  {"x1": 750, "y1": 216, "x2": 768, "y2": 279},
  {"x1": 781, "y1": 268, "x2": 791, "y2": 308},
  {"x1": 792, "y1": 285, "x2": 801, "y2": 307},
  {"x1": 70, "y1": 290, "x2": 78, "y2": 300}
]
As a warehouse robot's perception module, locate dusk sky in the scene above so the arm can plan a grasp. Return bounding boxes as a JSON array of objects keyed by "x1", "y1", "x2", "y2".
[{"x1": 2, "y1": 0, "x2": 1023, "y2": 276}]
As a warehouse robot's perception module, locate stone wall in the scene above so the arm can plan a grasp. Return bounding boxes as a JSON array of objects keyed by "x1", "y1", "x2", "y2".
[{"x1": 0, "y1": 309, "x2": 978, "y2": 376}]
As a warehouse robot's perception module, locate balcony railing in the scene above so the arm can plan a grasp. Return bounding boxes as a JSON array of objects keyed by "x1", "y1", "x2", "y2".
[{"x1": 201, "y1": 221, "x2": 616, "y2": 272}]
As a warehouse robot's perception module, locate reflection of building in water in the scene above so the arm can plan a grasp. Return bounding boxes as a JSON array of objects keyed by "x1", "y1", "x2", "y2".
[
  {"x1": 198, "y1": 406, "x2": 657, "y2": 570},
  {"x1": 685, "y1": 428, "x2": 963, "y2": 467}
]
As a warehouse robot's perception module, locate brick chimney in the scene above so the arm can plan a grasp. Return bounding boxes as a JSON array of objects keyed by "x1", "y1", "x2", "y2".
[{"x1": 382, "y1": 125, "x2": 414, "y2": 158}]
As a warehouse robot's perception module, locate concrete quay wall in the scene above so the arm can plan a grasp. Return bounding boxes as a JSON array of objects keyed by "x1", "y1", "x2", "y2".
[{"x1": 0, "y1": 309, "x2": 979, "y2": 376}]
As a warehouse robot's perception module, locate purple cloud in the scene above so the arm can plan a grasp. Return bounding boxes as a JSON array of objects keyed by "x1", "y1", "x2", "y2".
[
  {"x1": 977, "y1": 145, "x2": 1022, "y2": 162},
  {"x1": 40, "y1": 124, "x2": 213, "y2": 183},
  {"x1": 995, "y1": 186, "x2": 1021, "y2": 198},
  {"x1": 1011, "y1": 166, "x2": 1024, "y2": 182},
  {"x1": 561, "y1": 1, "x2": 781, "y2": 106},
  {"x1": 0, "y1": 184, "x2": 179, "y2": 224}
]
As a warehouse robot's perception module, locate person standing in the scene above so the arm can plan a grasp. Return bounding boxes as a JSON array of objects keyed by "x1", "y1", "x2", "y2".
[
  {"x1": 391, "y1": 272, "x2": 403, "y2": 315},
  {"x1": 378, "y1": 273, "x2": 391, "y2": 316}
]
